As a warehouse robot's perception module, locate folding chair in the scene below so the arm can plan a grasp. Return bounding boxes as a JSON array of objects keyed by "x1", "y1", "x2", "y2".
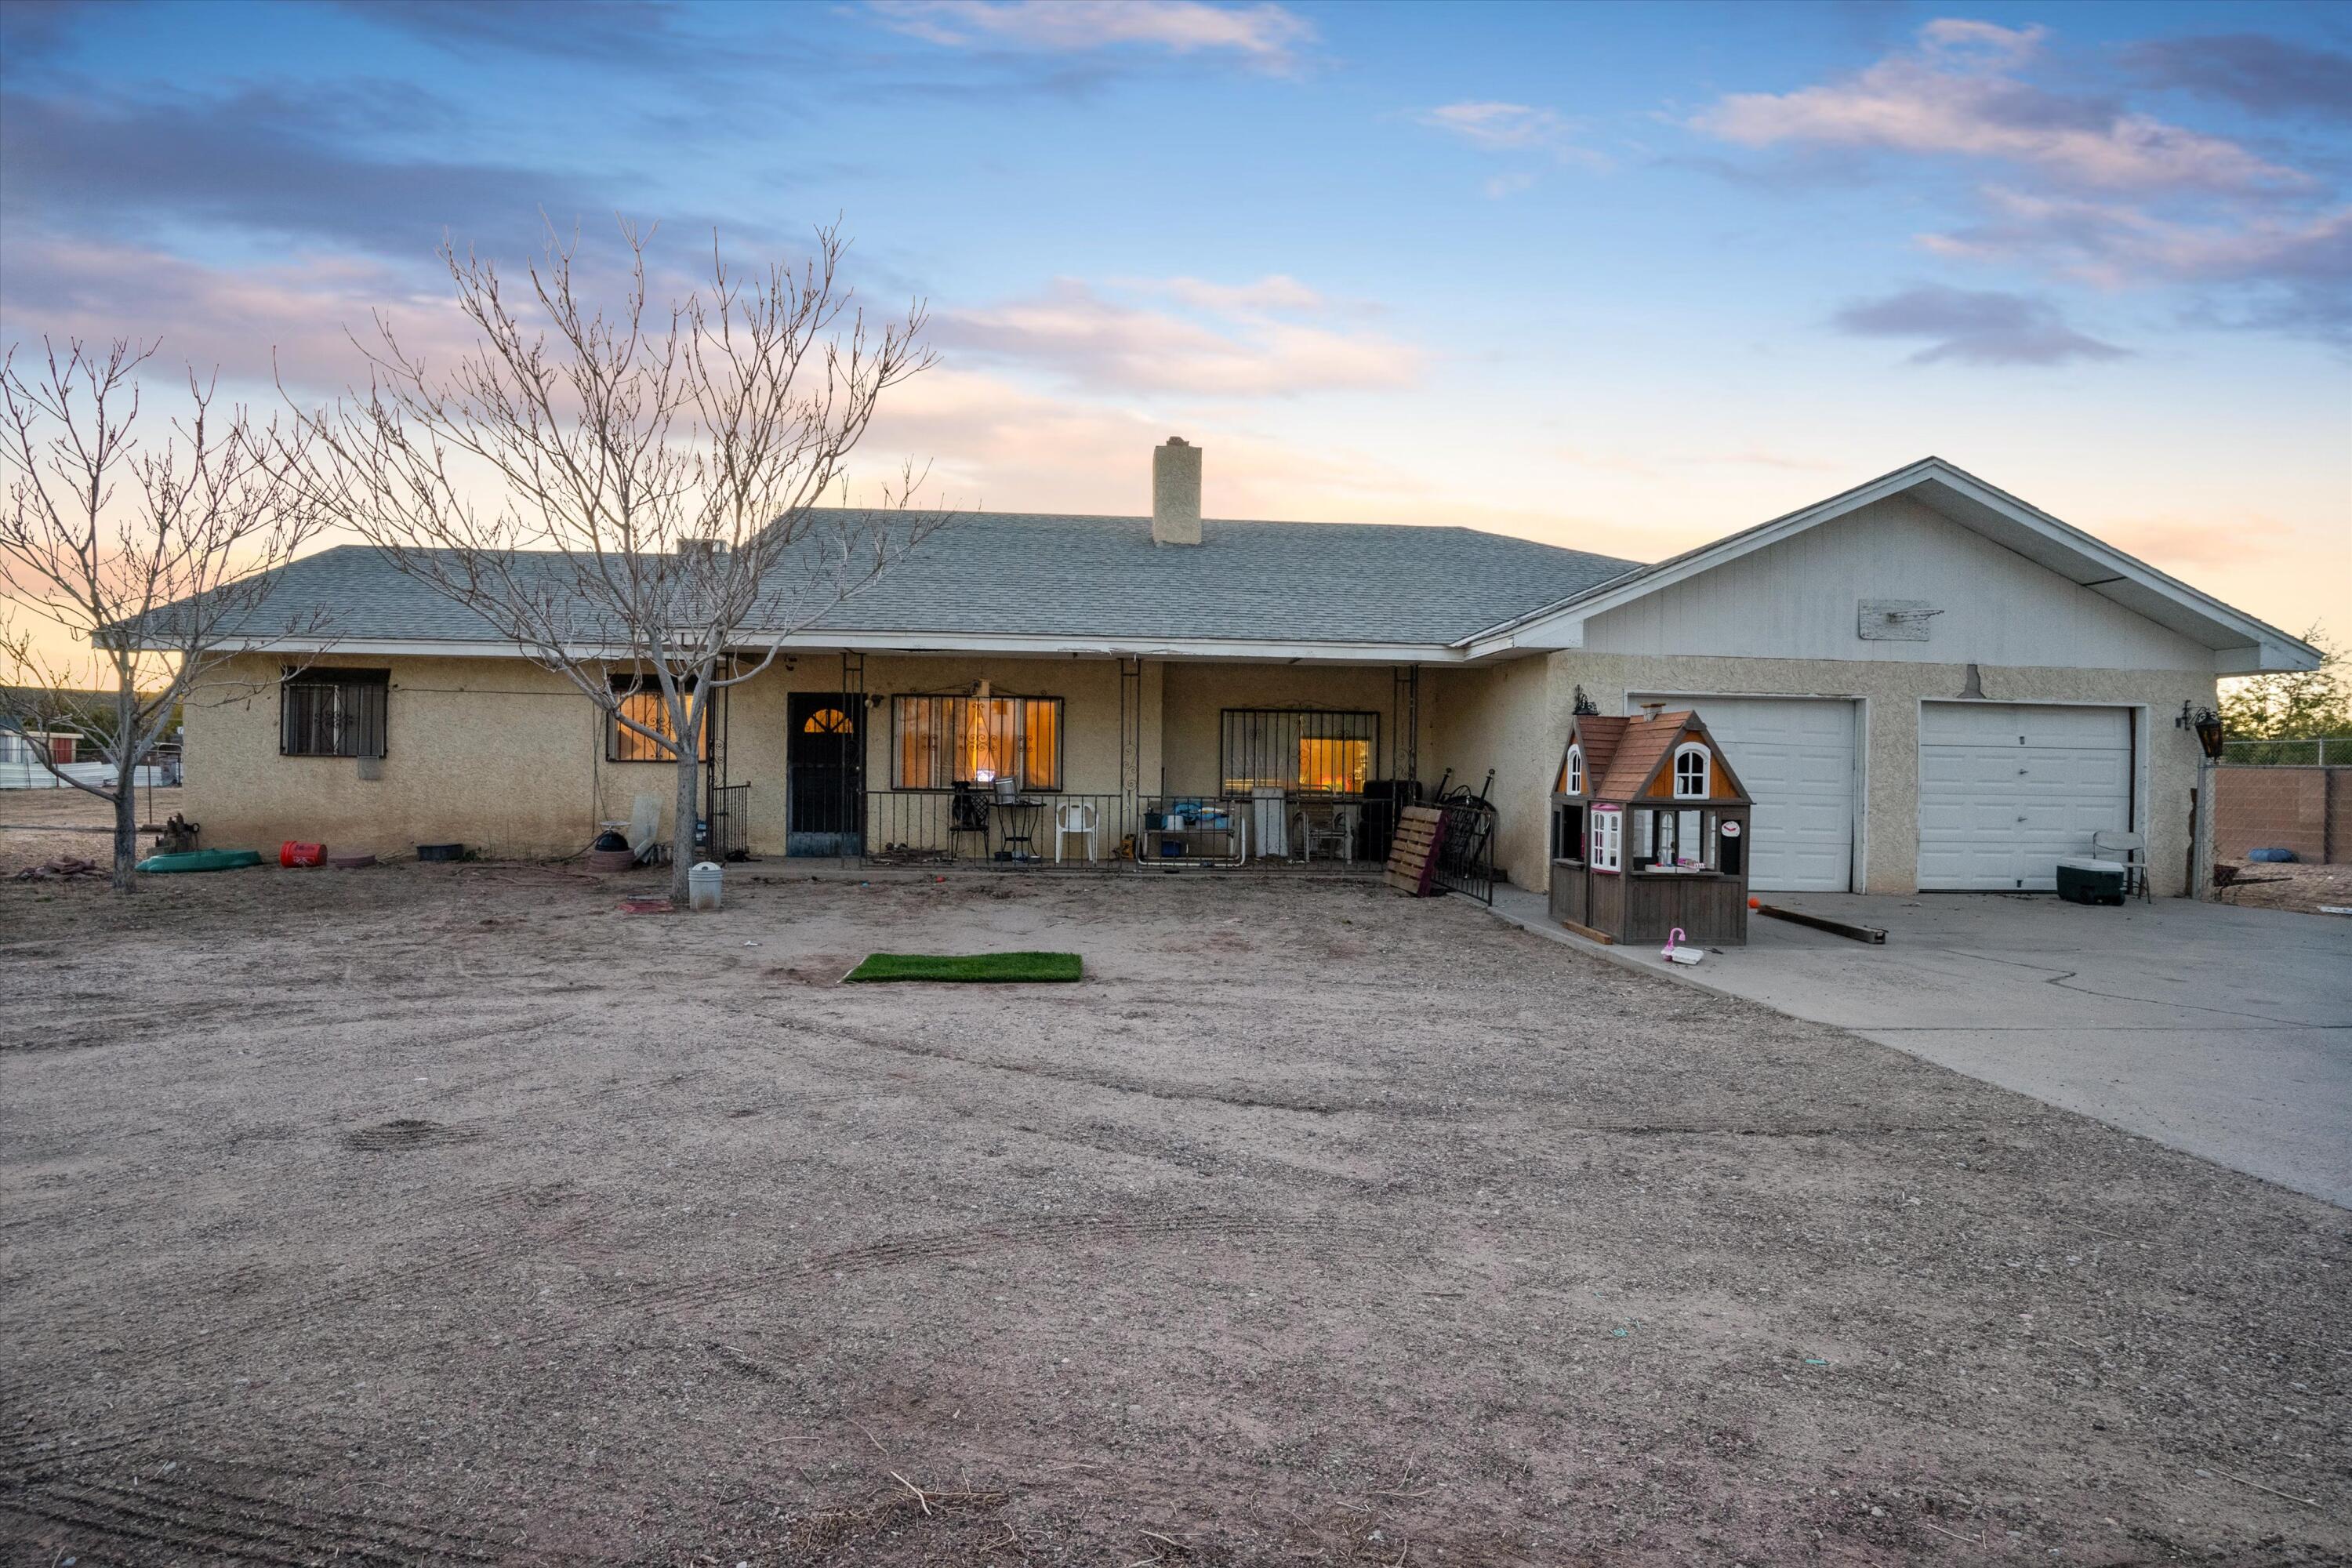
[{"x1": 2092, "y1": 829, "x2": 2149, "y2": 901}]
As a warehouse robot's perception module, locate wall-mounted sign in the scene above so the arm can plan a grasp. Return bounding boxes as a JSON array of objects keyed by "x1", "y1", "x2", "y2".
[
  {"x1": 1719, "y1": 820, "x2": 1741, "y2": 837},
  {"x1": 1859, "y1": 598, "x2": 1943, "y2": 641}
]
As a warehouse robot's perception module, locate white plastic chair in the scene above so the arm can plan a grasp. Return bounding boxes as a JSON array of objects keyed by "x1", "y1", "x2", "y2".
[
  {"x1": 2091, "y1": 829, "x2": 2148, "y2": 901},
  {"x1": 1054, "y1": 801, "x2": 1098, "y2": 863}
]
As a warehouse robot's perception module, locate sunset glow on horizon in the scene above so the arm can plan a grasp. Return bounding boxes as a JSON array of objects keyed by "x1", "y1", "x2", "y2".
[{"x1": 2, "y1": 0, "x2": 2345, "y2": 667}]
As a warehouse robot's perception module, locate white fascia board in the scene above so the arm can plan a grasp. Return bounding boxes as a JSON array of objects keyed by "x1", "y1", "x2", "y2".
[
  {"x1": 2215, "y1": 639, "x2": 2321, "y2": 675},
  {"x1": 205, "y1": 630, "x2": 1479, "y2": 665},
  {"x1": 1461, "y1": 456, "x2": 2321, "y2": 673},
  {"x1": 1918, "y1": 465, "x2": 2320, "y2": 669},
  {"x1": 1460, "y1": 619, "x2": 1584, "y2": 662}
]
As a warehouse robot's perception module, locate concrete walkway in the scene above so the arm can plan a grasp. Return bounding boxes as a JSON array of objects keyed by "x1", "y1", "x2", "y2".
[{"x1": 1491, "y1": 884, "x2": 2352, "y2": 1207}]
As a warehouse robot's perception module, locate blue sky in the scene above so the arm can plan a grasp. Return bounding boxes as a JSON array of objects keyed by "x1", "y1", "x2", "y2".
[{"x1": 2, "y1": 0, "x2": 2346, "y2": 641}]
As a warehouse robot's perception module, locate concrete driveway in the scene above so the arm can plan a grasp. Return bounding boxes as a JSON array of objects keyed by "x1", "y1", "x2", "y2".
[{"x1": 1501, "y1": 889, "x2": 2352, "y2": 1207}]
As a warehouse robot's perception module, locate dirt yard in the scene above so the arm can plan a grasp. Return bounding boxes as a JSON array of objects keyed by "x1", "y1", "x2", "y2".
[
  {"x1": 0, "y1": 783, "x2": 184, "y2": 875},
  {"x1": 2, "y1": 865, "x2": 2344, "y2": 1565},
  {"x1": 2217, "y1": 860, "x2": 2352, "y2": 917}
]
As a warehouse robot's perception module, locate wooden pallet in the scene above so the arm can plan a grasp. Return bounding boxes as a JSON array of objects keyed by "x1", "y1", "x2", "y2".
[{"x1": 1384, "y1": 805, "x2": 1448, "y2": 896}]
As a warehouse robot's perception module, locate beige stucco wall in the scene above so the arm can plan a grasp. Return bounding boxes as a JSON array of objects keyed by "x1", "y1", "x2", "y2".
[
  {"x1": 187, "y1": 652, "x2": 621, "y2": 859},
  {"x1": 1157, "y1": 661, "x2": 1421, "y2": 797},
  {"x1": 187, "y1": 641, "x2": 2214, "y2": 894},
  {"x1": 183, "y1": 651, "x2": 1441, "y2": 859},
  {"x1": 1419, "y1": 650, "x2": 2216, "y2": 898}
]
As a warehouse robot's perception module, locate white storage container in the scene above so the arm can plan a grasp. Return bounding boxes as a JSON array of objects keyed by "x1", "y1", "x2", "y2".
[{"x1": 688, "y1": 860, "x2": 724, "y2": 912}]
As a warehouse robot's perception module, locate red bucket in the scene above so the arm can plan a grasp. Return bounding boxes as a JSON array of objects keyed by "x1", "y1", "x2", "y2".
[{"x1": 280, "y1": 840, "x2": 327, "y2": 868}]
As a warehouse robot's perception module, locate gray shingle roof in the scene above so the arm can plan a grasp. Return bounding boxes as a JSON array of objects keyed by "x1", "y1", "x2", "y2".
[{"x1": 173, "y1": 509, "x2": 1642, "y2": 650}]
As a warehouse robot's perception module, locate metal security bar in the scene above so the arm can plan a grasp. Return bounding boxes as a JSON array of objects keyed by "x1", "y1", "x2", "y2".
[
  {"x1": 706, "y1": 782, "x2": 750, "y2": 861},
  {"x1": 279, "y1": 668, "x2": 388, "y2": 757},
  {"x1": 867, "y1": 791, "x2": 1132, "y2": 867},
  {"x1": 1432, "y1": 801, "x2": 1496, "y2": 904},
  {"x1": 1220, "y1": 709, "x2": 1378, "y2": 794},
  {"x1": 892, "y1": 695, "x2": 1065, "y2": 790}
]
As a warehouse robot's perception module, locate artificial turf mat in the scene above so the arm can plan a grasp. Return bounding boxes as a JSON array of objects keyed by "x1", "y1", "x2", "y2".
[{"x1": 843, "y1": 951, "x2": 1083, "y2": 984}]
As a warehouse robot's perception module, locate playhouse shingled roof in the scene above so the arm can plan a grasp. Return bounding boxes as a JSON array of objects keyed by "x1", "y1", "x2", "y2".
[{"x1": 1592, "y1": 710, "x2": 1697, "y2": 799}]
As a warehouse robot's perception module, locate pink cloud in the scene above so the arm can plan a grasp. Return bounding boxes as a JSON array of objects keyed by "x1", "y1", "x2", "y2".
[
  {"x1": 931, "y1": 278, "x2": 1421, "y2": 397},
  {"x1": 1693, "y1": 20, "x2": 2303, "y2": 193},
  {"x1": 0, "y1": 236, "x2": 474, "y2": 395},
  {"x1": 866, "y1": 0, "x2": 1313, "y2": 71}
]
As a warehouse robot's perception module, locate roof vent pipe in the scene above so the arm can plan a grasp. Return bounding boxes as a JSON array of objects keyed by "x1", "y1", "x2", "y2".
[
  {"x1": 1152, "y1": 437, "x2": 1202, "y2": 546},
  {"x1": 1639, "y1": 701, "x2": 1666, "y2": 723}
]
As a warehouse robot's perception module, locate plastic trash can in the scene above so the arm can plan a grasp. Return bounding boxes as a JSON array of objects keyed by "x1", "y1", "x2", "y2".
[{"x1": 688, "y1": 860, "x2": 724, "y2": 912}]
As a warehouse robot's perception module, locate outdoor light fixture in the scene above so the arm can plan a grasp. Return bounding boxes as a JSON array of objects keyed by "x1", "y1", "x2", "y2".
[{"x1": 2176, "y1": 702, "x2": 2226, "y2": 759}]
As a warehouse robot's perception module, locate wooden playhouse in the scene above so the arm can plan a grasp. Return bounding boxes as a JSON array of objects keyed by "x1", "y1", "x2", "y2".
[{"x1": 1548, "y1": 706, "x2": 1753, "y2": 946}]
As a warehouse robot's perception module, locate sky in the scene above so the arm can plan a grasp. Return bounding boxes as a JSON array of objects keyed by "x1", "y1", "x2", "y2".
[{"x1": 2, "y1": 0, "x2": 2347, "y2": 654}]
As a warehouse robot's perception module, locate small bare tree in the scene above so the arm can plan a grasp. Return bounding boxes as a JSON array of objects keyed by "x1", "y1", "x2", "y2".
[
  {"x1": 283, "y1": 220, "x2": 942, "y2": 902},
  {"x1": 1, "y1": 340, "x2": 328, "y2": 892}
]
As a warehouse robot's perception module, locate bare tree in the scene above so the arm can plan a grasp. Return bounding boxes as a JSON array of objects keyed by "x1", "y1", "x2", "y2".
[
  {"x1": 283, "y1": 220, "x2": 942, "y2": 902},
  {"x1": 1, "y1": 340, "x2": 328, "y2": 892}
]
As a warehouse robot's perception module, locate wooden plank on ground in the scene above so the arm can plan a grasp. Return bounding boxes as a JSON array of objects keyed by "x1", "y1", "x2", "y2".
[
  {"x1": 1754, "y1": 904, "x2": 1887, "y2": 944},
  {"x1": 1384, "y1": 805, "x2": 1447, "y2": 897}
]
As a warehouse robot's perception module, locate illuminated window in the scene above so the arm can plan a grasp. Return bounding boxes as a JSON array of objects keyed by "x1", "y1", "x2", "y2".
[
  {"x1": 607, "y1": 675, "x2": 706, "y2": 763},
  {"x1": 1672, "y1": 742, "x2": 1710, "y2": 800},
  {"x1": 1221, "y1": 710, "x2": 1377, "y2": 793},
  {"x1": 893, "y1": 695, "x2": 1062, "y2": 789},
  {"x1": 802, "y1": 706, "x2": 854, "y2": 735}
]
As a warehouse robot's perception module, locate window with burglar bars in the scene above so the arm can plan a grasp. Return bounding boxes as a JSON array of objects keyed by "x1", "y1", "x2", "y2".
[
  {"x1": 607, "y1": 675, "x2": 706, "y2": 763},
  {"x1": 893, "y1": 695, "x2": 1063, "y2": 790},
  {"x1": 280, "y1": 667, "x2": 389, "y2": 757},
  {"x1": 1221, "y1": 709, "x2": 1377, "y2": 794}
]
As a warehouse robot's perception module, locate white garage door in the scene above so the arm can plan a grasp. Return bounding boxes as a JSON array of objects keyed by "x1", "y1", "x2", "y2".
[
  {"x1": 1918, "y1": 703, "x2": 2132, "y2": 891},
  {"x1": 1633, "y1": 695, "x2": 1857, "y2": 891}
]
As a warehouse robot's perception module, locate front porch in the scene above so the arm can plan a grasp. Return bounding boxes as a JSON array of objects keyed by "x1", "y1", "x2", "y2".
[{"x1": 691, "y1": 651, "x2": 1479, "y2": 880}]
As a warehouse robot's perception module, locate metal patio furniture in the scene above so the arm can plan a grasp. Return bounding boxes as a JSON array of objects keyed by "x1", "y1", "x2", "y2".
[{"x1": 1292, "y1": 798, "x2": 1358, "y2": 863}]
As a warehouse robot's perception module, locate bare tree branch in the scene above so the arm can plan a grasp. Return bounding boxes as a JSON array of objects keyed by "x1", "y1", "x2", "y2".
[
  {"x1": 0, "y1": 339, "x2": 331, "y2": 891},
  {"x1": 276, "y1": 219, "x2": 948, "y2": 902}
]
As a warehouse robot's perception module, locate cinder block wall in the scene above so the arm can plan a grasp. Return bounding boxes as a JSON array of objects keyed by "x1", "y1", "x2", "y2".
[{"x1": 2215, "y1": 767, "x2": 2346, "y2": 863}]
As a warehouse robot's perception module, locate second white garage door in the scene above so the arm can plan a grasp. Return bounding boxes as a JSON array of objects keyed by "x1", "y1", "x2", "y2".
[
  {"x1": 1632, "y1": 694, "x2": 1857, "y2": 891},
  {"x1": 1918, "y1": 703, "x2": 2132, "y2": 891}
]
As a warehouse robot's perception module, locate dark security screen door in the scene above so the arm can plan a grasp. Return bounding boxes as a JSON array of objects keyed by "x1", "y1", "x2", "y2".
[{"x1": 787, "y1": 692, "x2": 862, "y2": 856}]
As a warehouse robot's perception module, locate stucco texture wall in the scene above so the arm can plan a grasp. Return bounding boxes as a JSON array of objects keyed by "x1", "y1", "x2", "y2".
[
  {"x1": 1157, "y1": 662, "x2": 1422, "y2": 797},
  {"x1": 187, "y1": 652, "x2": 1444, "y2": 861},
  {"x1": 187, "y1": 652, "x2": 624, "y2": 859},
  {"x1": 1454, "y1": 653, "x2": 2217, "y2": 897}
]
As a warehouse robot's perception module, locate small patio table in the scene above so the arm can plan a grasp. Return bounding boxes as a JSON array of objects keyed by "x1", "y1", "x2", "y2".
[{"x1": 989, "y1": 797, "x2": 1047, "y2": 861}]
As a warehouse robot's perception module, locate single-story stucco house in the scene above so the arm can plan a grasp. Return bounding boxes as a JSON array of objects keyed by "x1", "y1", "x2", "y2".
[{"x1": 157, "y1": 444, "x2": 2318, "y2": 898}]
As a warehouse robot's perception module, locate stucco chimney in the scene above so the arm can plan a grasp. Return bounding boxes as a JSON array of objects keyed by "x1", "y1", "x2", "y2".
[{"x1": 1152, "y1": 437, "x2": 1202, "y2": 546}]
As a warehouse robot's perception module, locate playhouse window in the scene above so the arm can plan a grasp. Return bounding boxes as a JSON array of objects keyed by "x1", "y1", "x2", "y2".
[
  {"x1": 1552, "y1": 800, "x2": 1587, "y2": 863},
  {"x1": 1590, "y1": 808, "x2": 1622, "y2": 872},
  {"x1": 1565, "y1": 744, "x2": 1584, "y2": 795},
  {"x1": 1672, "y1": 742, "x2": 1710, "y2": 799}
]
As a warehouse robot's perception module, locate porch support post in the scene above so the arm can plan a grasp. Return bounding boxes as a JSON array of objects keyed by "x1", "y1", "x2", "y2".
[
  {"x1": 1120, "y1": 655, "x2": 1142, "y2": 843},
  {"x1": 1394, "y1": 664, "x2": 1420, "y2": 784}
]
